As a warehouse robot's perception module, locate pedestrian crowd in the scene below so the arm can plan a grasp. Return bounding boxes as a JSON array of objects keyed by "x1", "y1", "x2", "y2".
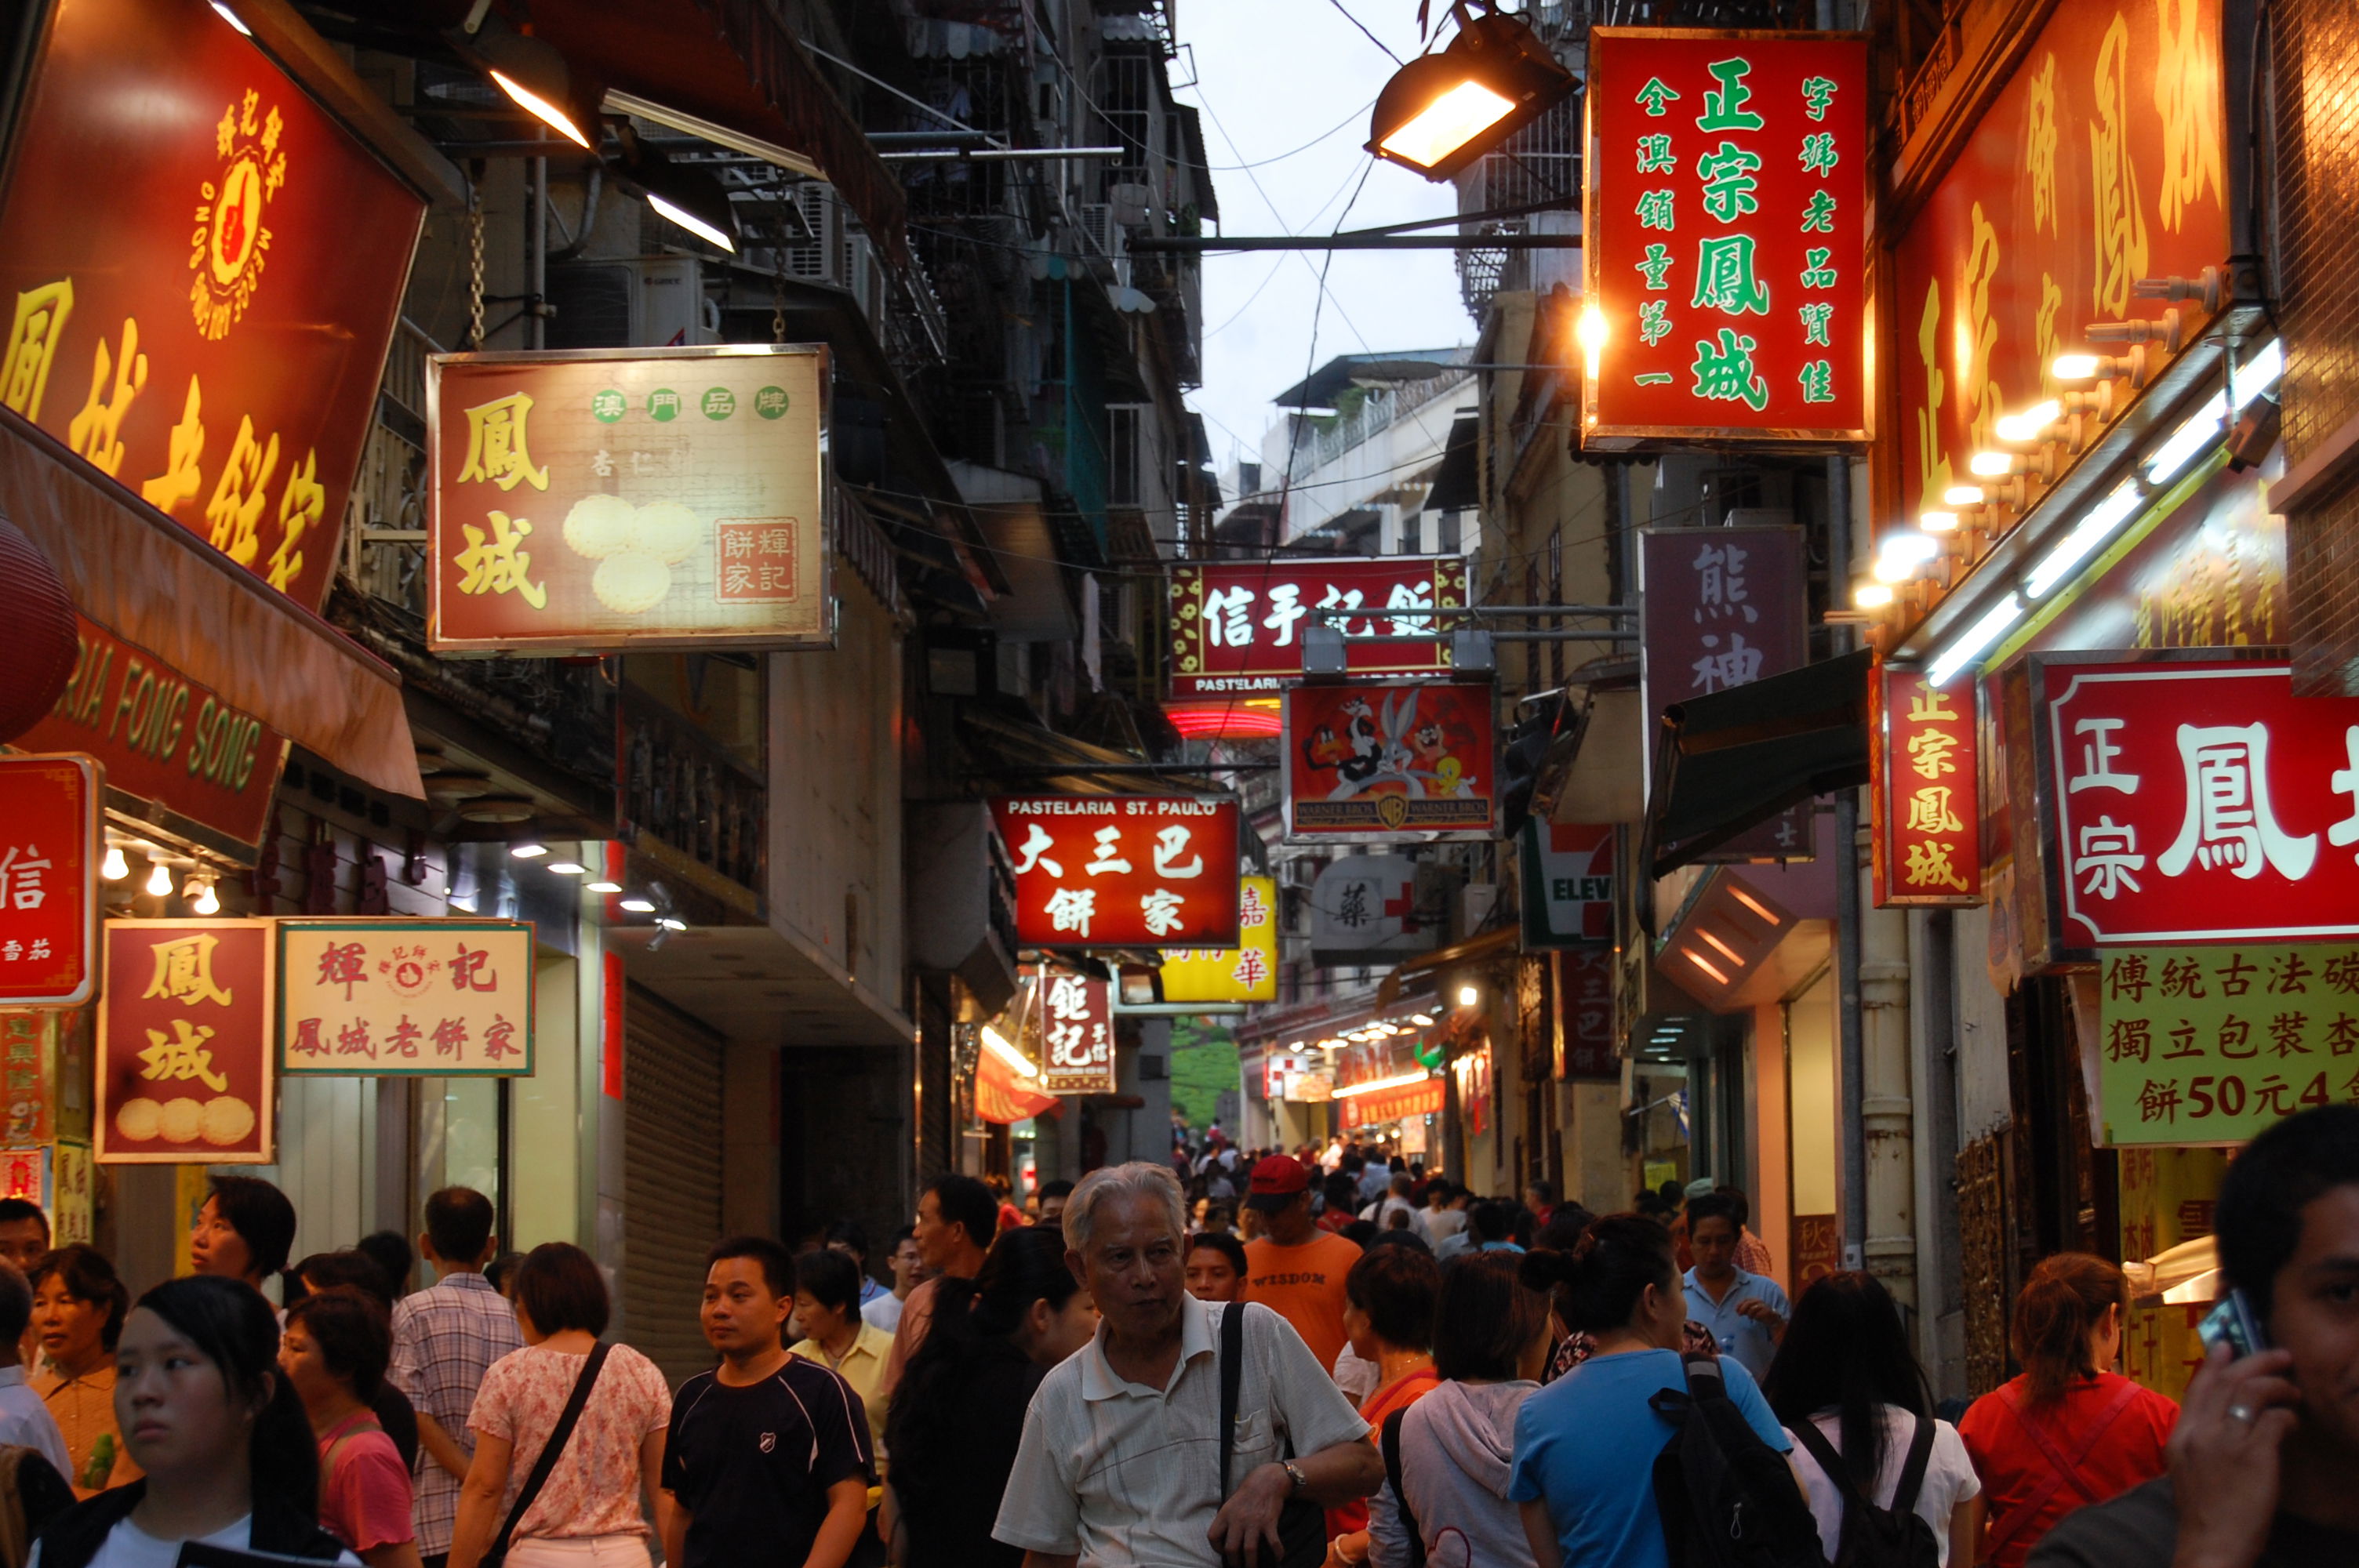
[{"x1": 0, "y1": 1106, "x2": 2343, "y2": 1567}]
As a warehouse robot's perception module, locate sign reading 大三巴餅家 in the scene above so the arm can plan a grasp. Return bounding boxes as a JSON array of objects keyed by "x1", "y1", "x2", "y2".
[
  {"x1": 428, "y1": 346, "x2": 829, "y2": 654},
  {"x1": 97, "y1": 919, "x2": 274, "y2": 1163},
  {"x1": 990, "y1": 797, "x2": 1241, "y2": 949},
  {"x1": 278, "y1": 920, "x2": 535, "y2": 1076}
]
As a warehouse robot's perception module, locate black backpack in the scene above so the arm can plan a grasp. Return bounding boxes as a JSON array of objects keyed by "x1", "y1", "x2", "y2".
[
  {"x1": 1648, "y1": 1352, "x2": 1827, "y2": 1568},
  {"x1": 1787, "y1": 1415, "x2": 1940, "y2": 1568}
]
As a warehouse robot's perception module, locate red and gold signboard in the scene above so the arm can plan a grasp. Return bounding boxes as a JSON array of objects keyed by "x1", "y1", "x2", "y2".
[
  {"x1": 1283, "y1": 681, "x2": 1497, "y2": 838},
  {"x1": 1554, "y1": 946, "x2": 1619, "y2": 1080},
  {"x1": 1343, "y1": 1075, "x2": 1443, "y2": 1124},
  {"x1": 428, "y1": 346, "x2": 830, "y2": 654},
  {"x1": 1583, "y1": 30, "x2": 1870, "y2": 446},
  {"x1": 1168, "y1": 557, "x2": 1467, "y2": 697},
  {"x1": 0, "y1": 0, "x2": 427, "y2": 612},
  {"x1": 97, "y1": 918, "x2": 273, "y2": 1163},
  {"x1": 278, "y1": 920, "x2": 536, "y2": 1076},
  {"x1": 1895, "y1": 0, "x2": 2228, "y2": 525},
  {"x1": 1874, "y1": 666, "x2": 1982, "y2": 906},
  {"x1": 0, "y1": 1012, "x2": 57, "y2": 1145},
  {"x1": 0, "y1": 756, "x2": 98, "y2": 1005},
  {"x1": 1037, "y1": 969, "x2": 1115, "y2": 1096},
  {"x1": 990, "y1": 796, "x2": 1241, "y2": 949}
]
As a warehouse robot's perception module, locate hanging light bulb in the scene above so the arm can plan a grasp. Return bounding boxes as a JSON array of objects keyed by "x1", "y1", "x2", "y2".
[
  {"x1": 100, "y1": 844, "x2": 129, "y2": 881},
  {"x1": 144, "y1": 861, "x2": 173, "y2": 897},
  {"x1": 192, "y1": 878, "x2": 220, "y2": 916}
]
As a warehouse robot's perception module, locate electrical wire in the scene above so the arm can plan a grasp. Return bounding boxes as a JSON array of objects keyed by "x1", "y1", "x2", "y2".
[
  {"x1": 1324, "y1": 0, "x2": 1406, "y2": 64},
  {"x1": 1204, "y1": 97, "x2": 1378, "y2": 170}
]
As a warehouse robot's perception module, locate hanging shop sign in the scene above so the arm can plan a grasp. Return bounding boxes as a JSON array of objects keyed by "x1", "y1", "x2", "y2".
[
  {"x1": 1554, "y1": 946, "x2": 1619, "y2": 1080},
  {"x1": 1895, "y1": 0, "x2": 2228, "y2": 529},
  {"x1": 0, "y1": 0, "x2": 427, "y2": 613},
  {"x1": 1309, "y1": 853, "x2": 1436, "y2": 967},
  {"x1": 975, "y1": 1040, "x2": 1057, "y2": 1123},
  {"x1": 990, "y1": 796, "x2": 1241, "y2": 949},
  {"x1": 0, "y1": 1149, "x2": 45, "y2": 1214},
  {"x1": 2034, "y1": 656, "x2": 2359, "y2": 949},
  {"x1": 2095, "y1": 943, "x2": 2359, "y2": 1145},
  {"x1": 0, "y1": 1012, "x2": 56, "y2": 1145},
  {"x1": 1873, "y1": 666, "x2": 1982, "y2": 906},
  {"x1": 428, "y1": 345, "x2": 831, "y2": 655},
  {"x1": 1521, "y1": 821, "x2": 1616, "y2": 948},
  {"x1": 1284, "y1": 681, "x2": 1497, "y2": 838},
  {"x1": 1340, "y1": 1075, "x2": 1443, "y2": 1123},
  {"x1": 1261, "y1": 1052, "x2": 1316, "y2": 1100},
  {"x1": 1161, "y1": 875, "x2": 1278, "y2": 1004},
  {"x1": 1037, "y1": 969, "x2": 1115, "y2": 1095},
  {"x1": 277, "y1": 920, "x2": 536, "y2": 1076},
  {"x1": 1167, "y1": 557, "x2": 1469, "y2": 697},
  {"x1": 1583, "y1": 29, "x2": 1870, "y2": 447},
  {"x1": 0, "y1": 756, "x2": 98, "y2": 1006},
  {"x1": 97, "y1": 918, "x2": 273, "y2": 1163},
  {"x1": 1453, "y1": 1046, "x2": 1493, "y2": 1137}
]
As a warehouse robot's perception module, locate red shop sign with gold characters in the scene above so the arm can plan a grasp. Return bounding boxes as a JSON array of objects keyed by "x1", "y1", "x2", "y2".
[
  {"x1": 1872, "y1": 666, "x2": 1981, "y2": 906},
  {"x1": 0, "y1": 756, "x2": 100, "y2": 1006},
  {"x1": 990, "y1": 796, "x2": 1241, "y2": 949},
  {"x1": 97, "y1": 918, "x2": 274, "y2": 1164},
  {"x1": 0, "y1": 0, "x2": 428, "y2": 612},
  {"x1": 1583, "y1": 29, "x2": 1869, "y2": 448}
]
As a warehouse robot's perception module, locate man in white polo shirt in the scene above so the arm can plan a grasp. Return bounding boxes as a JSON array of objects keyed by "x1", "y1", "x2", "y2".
[{"x1": 994, "y1": 1161, "x2": 1380, "y2": 1567}]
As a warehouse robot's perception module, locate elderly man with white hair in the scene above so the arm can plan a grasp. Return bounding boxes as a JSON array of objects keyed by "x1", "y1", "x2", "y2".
[{"x1": 994, "y1": 1161, "x2": 1381, "y2": 1568}]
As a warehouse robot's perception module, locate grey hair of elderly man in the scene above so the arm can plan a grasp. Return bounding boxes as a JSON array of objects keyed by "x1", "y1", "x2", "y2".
[{"x1": 1061, "y1": 1160, "x2": 1188, "y2": 1258}]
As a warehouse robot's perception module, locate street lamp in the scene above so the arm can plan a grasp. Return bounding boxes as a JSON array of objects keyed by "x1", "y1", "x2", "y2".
[
  {"x1": 612, "y1": 133, "x2": 740, "y2": 253},
  {"x1": 459, "y1": 16, "x2": 599, "y2": 150},
  {"x1": 1365, "y1": 8, "x2": 1576, "y2": 182}
]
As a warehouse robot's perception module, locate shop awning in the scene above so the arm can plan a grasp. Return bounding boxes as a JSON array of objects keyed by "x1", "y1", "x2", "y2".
[
  {"x1": 1646, "y1": 648, "x2": 1871, "y2": 878},
  {"x1": 976, "y1": 1044, "x2": 1059, "y2": 1124},
  {"x1": 0, "y1": 409, "x2": 421, "y2": 800},
  {"x1": 1426, "y1": 413, "x2": 1481, "y2": 512},
  {"x1": 1373, "y1": 924, "x2": 1521, "y2": 1007},
  {"x1": 1338, "y1": 1076, "x2": 1444, "y2": 1123}
]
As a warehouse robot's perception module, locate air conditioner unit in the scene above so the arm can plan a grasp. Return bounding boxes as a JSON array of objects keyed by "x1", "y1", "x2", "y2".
[
  {"x1": 545, "y1": 256, "x2": 714, "y2": 349},
  {"x1": 1079, "y1": 203, "x2": 1125, "y2": 260}
]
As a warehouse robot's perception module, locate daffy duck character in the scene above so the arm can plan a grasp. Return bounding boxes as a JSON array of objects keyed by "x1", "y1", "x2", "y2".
[{"x1": 1299, "y1": 701, "x2": 1384, "y2": 787}]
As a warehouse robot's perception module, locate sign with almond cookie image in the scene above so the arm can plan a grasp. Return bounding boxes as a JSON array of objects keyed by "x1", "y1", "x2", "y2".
[
  {"x1": 97, "y1": 920, "x2": 274, "y2": 1164},
  {"x1": 425, "y1": 344, "x2": 830, "y2": 653}
]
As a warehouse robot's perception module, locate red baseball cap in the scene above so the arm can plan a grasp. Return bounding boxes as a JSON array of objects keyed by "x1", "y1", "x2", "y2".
[{"x1": 1245, "y1": 1153, "x2": 1309, "y2": 1210}]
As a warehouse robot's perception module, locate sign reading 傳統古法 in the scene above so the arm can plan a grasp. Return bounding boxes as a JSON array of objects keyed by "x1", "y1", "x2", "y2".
[
  {"x1": 1874, "y1": 666, "x2": 1981, "y2": 906},
  {"x1": 1583, "y1": 29, "x2": 1869, "y2": 447},
  {"x1": 1521, "y1": 822, "x2": 1616, "y2": 949},
  {"x1": 429, "y1": 347, "x2": 829, "y2": 655},
  {"x1": 2036, "y1": 657, "x2": 2359, "y2": 951},
  {"x1": 2097, "y1": 944, "x2": 2359, "y2": 1145},
  {"x1": 98, "y1": 919, "x2": 274, "y2": 1163},
  {"x1": 0, "y1": 757, "x2": 100, "y2": 1007},
  {"x1": 1168, "y1": 557, "x2": 1467, "y2": 697},
  {"x1": 1161, "y1": 875, "x2": 1278, "y2": 1004},
  {"x1": 0, "y1": 0, "x2": 428, "y2": 612},
  {"x1": 1037, "y1": 969, "x2": 1115, "y2": 1095},
  {"x1": 278, "y1": 920, "x2": 536, "y2": 1076},
  {"x1": 990, "y1": 797, "x2": 1241, "y2": 949},
  {"x1": 1284, "y1": 681, "x2": 1496, "y2": 839}
]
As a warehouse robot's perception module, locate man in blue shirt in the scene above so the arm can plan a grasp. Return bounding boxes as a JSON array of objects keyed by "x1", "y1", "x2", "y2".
[{"x1": 1681, "y1": 1192, "x2": 1790, "y2": 1379}]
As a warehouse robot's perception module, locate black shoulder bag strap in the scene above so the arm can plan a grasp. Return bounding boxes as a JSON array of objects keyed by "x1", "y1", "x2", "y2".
[
  {"x1": 1380, "y1": 1406, "x2": 1427, "y2": 1568},
  {"x1": 1218, "y1": 1300, "x2": 1244, "y2": 1497},
  {"x1": 1889, "y1": 1414, "x2": 1936, "y2": 1516},
  {"x1": 1788, "y1": 1418, "x2": 1865, "y2": 1511},
  {"x1": 485, "y1": 1341, "x2": 612, "y2": 1566}
]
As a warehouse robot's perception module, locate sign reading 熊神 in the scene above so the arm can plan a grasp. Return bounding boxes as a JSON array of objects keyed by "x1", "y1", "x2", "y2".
[
  {"x1": 1167, "y1": 557, "x2": 1467, "y2": 697},
  {"x1": 990, "y1": 797, "x2": 1241, "y2": 949},
  {"x1": 1874, "y1": 666, "x2": 1981, "y2": 906},
  {"x1": 1583, "y1": 29, "x2": 1870, "y2": 447},
  {"x1": 277, "y1": 920, "x2": 536, "y2": 1076}
]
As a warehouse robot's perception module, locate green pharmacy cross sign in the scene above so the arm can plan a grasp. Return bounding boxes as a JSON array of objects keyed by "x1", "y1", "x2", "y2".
[{"x1": 1583, "y1": 28, "x2": 1870, "y2": 448}]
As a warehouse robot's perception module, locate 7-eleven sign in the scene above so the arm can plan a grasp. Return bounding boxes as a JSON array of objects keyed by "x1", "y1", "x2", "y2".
[{"x1": 1522, "y1": 822, "x2": 1616, "y2": 948}]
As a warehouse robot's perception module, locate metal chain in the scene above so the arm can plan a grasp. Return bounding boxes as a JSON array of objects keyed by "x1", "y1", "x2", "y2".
[
  {"x1": 771, "y1": 252, "x2": 787, "y2": 343},
  {"x1": 467, "y1": 187, "x2": 487, "y2": 350}
]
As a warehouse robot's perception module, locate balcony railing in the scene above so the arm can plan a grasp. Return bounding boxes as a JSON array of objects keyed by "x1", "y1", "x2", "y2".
[{"x1": 620, "y1": 685, "x2": 766, "y2": 898}]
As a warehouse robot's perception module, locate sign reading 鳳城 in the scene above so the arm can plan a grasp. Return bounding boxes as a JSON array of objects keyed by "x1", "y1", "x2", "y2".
[
  {"x1": 990, "y1": 797, "x2": 1241, "y2": 949},
  {"x1": 1874, "y1": 666, "x2": 1981, "y2": 906},
  {"x1": 1036, "y1": 968, "x2": 1115, "y2": 1095},
  {"x1": 1161, "y1": 875, "x2": 1278, "y2": 1003},
  {"x1": 428, "y1": 346, "x2": 830, "y2": 654},
  {"x1": 2096, "y1": 944, "x2": 2359, "y2": 1145},
  {"x1": 1521, "y1": 822, "x2": 1616, "y2": 948},
  {"x1": 0, "y1": 757, "x2": 99, "y2": 1006},
  {"x1": 97, "y1": 919, "x2": 273, "y2": 1163},
  {"x1": 1284, "y1": 681, "x2": 1497, "y2": 838},
  {"x1": 1583, "y1": 29, "x2": 1870, "y2": 447},
  {"x1": 2034, "y1": 656, "x2": 2359, "y2": 951},
  {"x1": 1554, "y1": 946, "x2": 1619, "y2": 1080},
  {"x1": 1168, "y1": 557, "x2": 1467, "y2": 697},
  {"x1": 0, "y1": 0, "x2": 427, "y2": 612},
  {"x1": 277, "y1": 920, "x2": 536, "y2": 1076}
]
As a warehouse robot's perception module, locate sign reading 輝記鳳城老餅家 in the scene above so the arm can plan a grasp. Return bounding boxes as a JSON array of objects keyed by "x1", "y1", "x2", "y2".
[
  {"x1": 278, "y1": 920, "x2": 535, "y2": 1076},
  {"x1": 1583, "y1": 30, "x2": 1868, "y2": 447}
]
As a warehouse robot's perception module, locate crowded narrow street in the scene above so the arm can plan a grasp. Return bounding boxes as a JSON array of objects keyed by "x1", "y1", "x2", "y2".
[{"x1": 0, "y1": 0, "x2": 2349, "y2": 1564}]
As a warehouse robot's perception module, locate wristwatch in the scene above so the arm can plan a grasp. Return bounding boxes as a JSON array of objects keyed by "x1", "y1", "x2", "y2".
[{"x1": 1282, "y1": 1459, "x2": 1310, "y2": 1497}]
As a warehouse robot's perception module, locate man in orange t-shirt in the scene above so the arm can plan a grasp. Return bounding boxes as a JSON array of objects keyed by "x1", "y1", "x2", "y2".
[{"x1": 1241, "y1": 1154, "x2": 1363, "y2": 1376}]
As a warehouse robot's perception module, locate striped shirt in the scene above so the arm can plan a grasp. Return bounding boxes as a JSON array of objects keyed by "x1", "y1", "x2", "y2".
[{"x1": 387, "y1": 1270, "x2": 522, "y2": 1554}]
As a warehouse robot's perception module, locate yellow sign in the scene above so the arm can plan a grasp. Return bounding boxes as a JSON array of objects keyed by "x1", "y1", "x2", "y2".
[
  {"x1": 278, "y1": 920, "x2": 536, "y2": 1076},
  {"x1": 1159, "y1": 876, "x2": 1277, "y2": 1004}
]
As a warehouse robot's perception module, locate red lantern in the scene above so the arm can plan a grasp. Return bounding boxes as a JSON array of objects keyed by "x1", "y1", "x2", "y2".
[{"x1": 0, "y1": 511, "x2": 78, "y2": 743}]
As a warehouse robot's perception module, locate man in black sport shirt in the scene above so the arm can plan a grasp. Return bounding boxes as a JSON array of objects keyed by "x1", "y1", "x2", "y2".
[{"x1": 660, "y1": 1235, "x2": 874, "y2": 1568}]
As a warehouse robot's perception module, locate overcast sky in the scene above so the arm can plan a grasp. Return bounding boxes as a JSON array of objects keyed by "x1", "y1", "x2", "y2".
[{"x1": 1174, "y1": 2, "x2": 1475, "y2": 474}]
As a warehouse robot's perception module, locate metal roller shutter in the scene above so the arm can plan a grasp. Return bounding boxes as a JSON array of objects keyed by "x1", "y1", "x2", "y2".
[{"x1": 621, "y1": 985, "x2": 724, "y2": 1388}]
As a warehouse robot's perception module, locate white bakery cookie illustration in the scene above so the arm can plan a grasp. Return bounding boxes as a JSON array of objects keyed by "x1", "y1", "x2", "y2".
[
  {"x1": 201, "y1": 1095, "x2": 256, "y2": 1147},
  {"x1": 158, "y1": 1097, "x2": 204, "y2": 1144},
  {"x1": 114, "y1": 1097, "x2": 161, "y2": 1142},
  {"x1": 561, "y1": 494, "x2": 704, "y2": 615}
]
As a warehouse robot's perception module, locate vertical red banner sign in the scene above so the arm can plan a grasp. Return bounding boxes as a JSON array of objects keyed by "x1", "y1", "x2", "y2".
[
  {"x1": 1874, "y1": 665, "x2": 1983, "y2": 906},
  {"x1": 1037, "y1": 969, "x2": 1116, "y2": 1096},
  {"x1": 0, "y1": 757, "x2": 99, "y2": 1007},
  {"x1": 1583, "y1": 29, "x2": 1870, "y2": 447},
  {"x1": 1554, "y1": 946, "x2": 1620, "y2": 1080},
  {"x1": 96, "y1": 919, "x2": 274, "y2": 1163}
]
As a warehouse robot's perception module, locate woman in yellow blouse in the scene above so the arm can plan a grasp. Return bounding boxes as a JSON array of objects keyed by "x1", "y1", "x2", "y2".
[{"x1": 30, "y1": 1245, "x2": 140, "y2": 1495}]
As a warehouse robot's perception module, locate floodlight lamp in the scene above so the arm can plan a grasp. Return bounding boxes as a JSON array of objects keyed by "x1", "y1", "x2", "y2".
[
  {"x1": 1366, "y1": 12, "x2": 1577, "y2": 182},
  {"x1": 612, "y1": 136, "x2": 739, "y2": 253},
  {"x1": 1456, "y1": 983, "x2": 1480, "y2": 1007},
  {"x1": 467, "y1": 19, "x2": 596, "y2": 150}
]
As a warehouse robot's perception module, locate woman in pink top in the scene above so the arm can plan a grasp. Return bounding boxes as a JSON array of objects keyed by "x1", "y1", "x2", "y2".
[
  {"x1": 448, "y1": 1243, "x2": 671, "y2": 1568},
  {"x1": 281, "y1": 1287, "x2": 420, "y2": 1568}
]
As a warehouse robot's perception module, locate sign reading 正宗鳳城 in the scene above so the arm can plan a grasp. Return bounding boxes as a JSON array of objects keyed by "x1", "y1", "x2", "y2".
[
  {"x1": 990, "y1": 797, "x2": 1241, "y2": 949},
  {"x1": 1874, "y1": 666, "x2": 1981, "y2": 906},
  {"x1": 2035, "y1": 656, "x2": 2359, "y2": 950},
  {"x1": 1521, "y1": 822, "x2": 1616, "y2": 949},
  {"x1": 1284, "y1": 681, "x2": 1497, "y2": 838},
  {"x1": 428, "y1": 347, "x2": 829, "y2": 654},
  {"x1": 2097, "y1": 944, "x2": 2359, "y2": 1145},
  {"x1": 1554, "y1": 946, "x2": 1619, "y2": 1080},
  {"x1": 97, "y1": 919, "x2": 273, "y2": 1163},
  {"x1": 1035, "y1": 968, "x2": 1115, "y2": 1095},
  {"x1": 278, "y1": 920, "x2": 535, "y2": 1076},
  {"x1": 1161, "y1": 875, "x2": 1278, "y2": 1003},
  {"x1": 1167, "y1": 557, "x2": 1467, "y2": 697},
  {"x1": 1583, "y1": 29, "x2": 1869, "y2": 447},
  {"x1": 0, "y1": 757, "x2": 99, "y2": 1007},
  {"x1": 0, "y1": 0, "x2": 427, "y2": 613}
]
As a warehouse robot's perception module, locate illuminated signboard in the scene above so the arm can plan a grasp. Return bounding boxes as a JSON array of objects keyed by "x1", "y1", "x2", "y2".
[
  {"x1": 0, "y1": 757, "x2": 98, "y2": 1006},
  {"x1": 1168, "y1": 557, "x2": 1467, "y2": 696},
  {"x1": 1874, "y1": 666, "x2": 1982, "y2": 906},
  {"x1": 990, "y1": 797, "x2": 1241, "y2": 949},
  {"x1": 278, "y1": 920, "x2": 536, "y2": 1076},
  {"x1": 1283, "y1": 681, "x2": 1497, "y2": 839}
]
